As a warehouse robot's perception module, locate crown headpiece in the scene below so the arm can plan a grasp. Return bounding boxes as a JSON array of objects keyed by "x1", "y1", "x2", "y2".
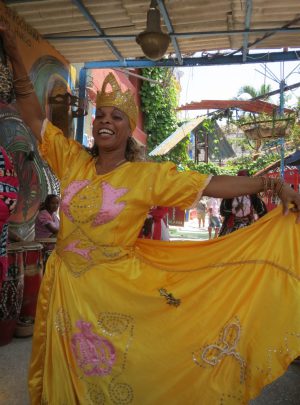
[{"x1": 96, "y1": 73, "x2": 138, "y2": 131}]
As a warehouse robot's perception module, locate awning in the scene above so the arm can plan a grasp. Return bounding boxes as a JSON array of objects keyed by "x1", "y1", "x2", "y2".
[
  {"x1": 149, "y1": 116, "x2": 205, "y2": 156},
  {"x1": 178, "y1": 100, "x2": 295, "y2": 115},
  {"x1": 285, "y1": 150, "x2": 300, "y2": 166}
]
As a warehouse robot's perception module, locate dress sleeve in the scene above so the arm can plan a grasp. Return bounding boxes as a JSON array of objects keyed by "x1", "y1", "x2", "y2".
[
  {"x1": 37, "y1": 210, "x2": 53, "y2": 226},
  {"x1": 150, "y1": 162, "x2": 211, "y2": 209},
  {"x1": 38, "y1": 119, "x2": 86, "y2": 180}
]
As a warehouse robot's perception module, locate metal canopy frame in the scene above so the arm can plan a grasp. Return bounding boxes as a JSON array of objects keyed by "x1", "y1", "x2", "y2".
[
  {"x1": 6, "y1": 0, "x2": 300, "y2": 67},
  {"x1": 242, "y1": 0, "x2": 252, "y2": 62},
  {"x1": 70, "y1": 0, "x2": 124, "y2": 61},
  {"x1": 6, "y1": 0, "x2": 300, "y2": 146},
  {"x1": 83, "y1": 50, "x2": 300, "y2": 69}
]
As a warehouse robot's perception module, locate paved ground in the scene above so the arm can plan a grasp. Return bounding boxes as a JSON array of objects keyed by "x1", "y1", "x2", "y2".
[
  {"x1": 1, "y1": 337, "x2": 299, "y2": 404},
  {"x1": 169, "y1": 217, "x2": 210, "y2": 241},
  {"x1": 0, "y1": 337, "x2": 31, "y2": 405}
]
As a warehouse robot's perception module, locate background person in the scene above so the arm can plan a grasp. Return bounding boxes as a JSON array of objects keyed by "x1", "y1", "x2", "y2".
[
  {"x1": 35, "y1": 194, "x2": 59, "y2": 239},
  {"x1": 139, "y1": 206, "x2": 170, "y2": 240},
  {"x1": 206, "y1": 196, "x2": 221, "y2": 239},
  {"x1": 196, "y1": 198, "x2": 206, "y2": 228},
  {"x1": 219, "y1": 169, "x2": 267, "y2": 236}
]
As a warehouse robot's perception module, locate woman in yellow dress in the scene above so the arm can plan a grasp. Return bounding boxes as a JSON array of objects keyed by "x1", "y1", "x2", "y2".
[{"x1": 1, "y1": 26, "x2": 300, "y2": 405}]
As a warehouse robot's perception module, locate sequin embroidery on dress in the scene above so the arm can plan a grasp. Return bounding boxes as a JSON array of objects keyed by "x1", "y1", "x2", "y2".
[
  {"x1": 60, "y1": 179, "x2": 128, "y2": 226},
  {"x1": 192, "y1": 317, "x2": 246, "y2": 384},
  {"x1": 71, "y1": 320, "x2": 116, "y2": 377},
  {"x1": 61, "y1": 313, "x2": 135, "y2": 404},
  {"x1": 98, "y1": 312, "x2": 135, "y2": 404},
  {"x1": 63, "y1": 240, "x2": 97, "y2": 260},
  {"x1": 93, "y1": 182, "x2": 128, "y2": 226}
]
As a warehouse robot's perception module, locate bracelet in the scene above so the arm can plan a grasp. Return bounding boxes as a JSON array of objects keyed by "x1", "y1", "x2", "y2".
[
  {"x1": 259, "y1": 176, "x2": 286, "y2": 198},
  {"x1": 13, "y1": 74, "x2": 31, "y2": 83},
  {"x1": 274, "y1": 178, "x2": 285, "y2": 198},
  {"x1": 14, "y1": 75, "x2": 34, "y2": 97},
  {"x1": 14, "y1": 89, "x2": 35, "y2": 97}
]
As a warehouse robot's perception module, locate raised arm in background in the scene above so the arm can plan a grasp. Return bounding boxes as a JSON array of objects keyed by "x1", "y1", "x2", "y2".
[{"x1": 0, "y1": 24, "x2": 44, "y2": 141}]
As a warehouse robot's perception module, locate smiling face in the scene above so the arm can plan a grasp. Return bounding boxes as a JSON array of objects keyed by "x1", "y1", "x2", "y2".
[{"x1": 92, "y1": 106, "x2": 132, "y2": 154}]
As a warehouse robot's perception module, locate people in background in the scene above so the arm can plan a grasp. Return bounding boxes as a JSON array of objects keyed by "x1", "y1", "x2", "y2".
[
  {"x1": 196, "y1": 198, "x2": 206, "y2": 228},
  {"x1": 139, "y1": 206, "x2": 170, "y2": 240},
  {"x1": 206, "y1": 197, "x2": 221, "y2": 239},
  {"x1": 219, "y1": 169, "x2": 267, "y2": 236},
  {"x1": 35, "y1": 194, "x2": 59, "y2": 239}
]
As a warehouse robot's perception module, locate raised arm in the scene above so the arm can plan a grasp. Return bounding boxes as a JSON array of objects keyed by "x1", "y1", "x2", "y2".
[
  {"x1": 203, "y1": 175, "x2": 300, "y2": 223},
  {"x1": 0, "y1": 24, "x2": 44, "y2": 141}
]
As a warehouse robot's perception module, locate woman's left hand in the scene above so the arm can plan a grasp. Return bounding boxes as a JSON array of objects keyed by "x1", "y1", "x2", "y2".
[{"x1": 279, "y1": 183, "x2": 300, "y2": 223}]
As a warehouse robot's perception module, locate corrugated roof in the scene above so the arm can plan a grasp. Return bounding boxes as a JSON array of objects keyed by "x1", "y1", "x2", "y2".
[
  {"x1": 178, "y1": 100, "x2": 295, "y2": 115},
  {"x1": 149, "y1": 116, "x2": 205, "y2": 155},
  {"x1": 6, "y1": 0, "x2": 300, "y2": 64},
  {"x1": 149, "y1": 116, "x2": 235, "y2": 159},
  {"x1": 195, "y1": 120, "x2": 236, "y2": 161}
]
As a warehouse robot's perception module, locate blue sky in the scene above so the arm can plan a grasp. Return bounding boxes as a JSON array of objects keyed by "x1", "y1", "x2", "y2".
[{"x1": 178, "y1": 60, "x2": 300, "y2": 119}]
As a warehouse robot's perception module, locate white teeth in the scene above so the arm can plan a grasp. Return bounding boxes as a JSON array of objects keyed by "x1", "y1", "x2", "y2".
[{"x1": 98, "y1": 128, "x2": 114, "y2": 135}]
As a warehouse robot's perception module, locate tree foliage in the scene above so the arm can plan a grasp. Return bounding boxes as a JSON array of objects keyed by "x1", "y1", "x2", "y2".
[
  {"x1": 237, "y1": 83, "x2": 272, "y2": 100},
  {"x1": 140, "y1": 74, "x2": 299, "y2": 176},
  {"x1": 140, "y1": 67, "x2": 189, "y2": 164}
]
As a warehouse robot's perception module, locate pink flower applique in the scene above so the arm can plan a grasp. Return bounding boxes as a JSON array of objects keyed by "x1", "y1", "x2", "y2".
[
  {"x1": 61, "y1": 180, "x2": 90, "y2": 222},
  {"x1": 71, "y1": 320, "x2": 116, "y2": 377},
  {"x1": 93, "y1": 182, "x2": 128, "y2": 226},
  {"x1": 63, "y1": 240, "x2": 96, "y2": 260}
]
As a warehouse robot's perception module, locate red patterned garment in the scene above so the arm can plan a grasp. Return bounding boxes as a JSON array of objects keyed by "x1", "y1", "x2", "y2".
[{"x1": 0, "y1": 146, "x2": 19, "y2": 289}]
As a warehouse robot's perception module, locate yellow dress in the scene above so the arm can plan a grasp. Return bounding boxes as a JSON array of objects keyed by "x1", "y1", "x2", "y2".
[{"x1": 29, "y1": 121, "x2": 300, "y2": 405}]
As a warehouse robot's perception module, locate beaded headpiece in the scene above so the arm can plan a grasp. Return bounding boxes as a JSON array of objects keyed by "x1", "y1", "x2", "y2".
[{"x1": 96, "y1": 73, "x2": 138, "y2": 131}]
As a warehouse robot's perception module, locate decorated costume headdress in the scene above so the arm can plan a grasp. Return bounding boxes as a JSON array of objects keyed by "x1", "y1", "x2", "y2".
[{"x1": 96, "y1": 73, "x2": 138, "y2": 131}]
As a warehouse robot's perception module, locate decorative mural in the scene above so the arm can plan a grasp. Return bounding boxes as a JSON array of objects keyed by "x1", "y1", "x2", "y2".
[
  {"x1": 31, "y1": 55, "x2": 74, "y2": 138},
  {"x1": 0, "y1": 3, "x2": 73, "y2": 239}
]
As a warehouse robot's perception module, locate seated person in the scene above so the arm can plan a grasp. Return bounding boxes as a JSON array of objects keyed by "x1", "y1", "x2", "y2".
[{"x1": 35, "y1": 194, "x2": 60, "y2": 239}]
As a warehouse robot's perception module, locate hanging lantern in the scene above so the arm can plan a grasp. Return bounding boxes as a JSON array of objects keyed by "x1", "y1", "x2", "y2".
[{"x1": 136, "y1": 0, "x2": 170, "y2": 61}]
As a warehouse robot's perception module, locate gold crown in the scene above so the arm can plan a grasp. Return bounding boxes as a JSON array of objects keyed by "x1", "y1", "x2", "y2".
[{"x1": 96, "y1": 73, "x2": 138, "y2": 131}]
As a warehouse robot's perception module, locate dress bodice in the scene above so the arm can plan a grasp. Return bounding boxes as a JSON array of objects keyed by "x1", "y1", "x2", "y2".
[{"x1": 38, "y1": 121, "x2": 210, "y2": 275}]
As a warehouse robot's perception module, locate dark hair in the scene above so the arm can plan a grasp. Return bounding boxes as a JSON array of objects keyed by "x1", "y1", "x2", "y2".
[
  {"x1": 43, "y1": 194, "x2": 59, "y2": 211},
  {"x1": 86, "y1": 136, "x2": 146, "y2": 162}
]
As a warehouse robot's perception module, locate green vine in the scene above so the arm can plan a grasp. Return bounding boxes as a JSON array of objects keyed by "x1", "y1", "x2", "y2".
[
  {"x1": 140, "y1": 71, "x2": 296, "y2": 176},
  {"x1": 140, "y1": 67, "x2": 189, "y2": 164}
]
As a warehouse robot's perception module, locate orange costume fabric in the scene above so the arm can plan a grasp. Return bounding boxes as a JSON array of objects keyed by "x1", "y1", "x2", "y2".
[{"x1": 29, "y1": 121, "x2": 300, "y2": 405}]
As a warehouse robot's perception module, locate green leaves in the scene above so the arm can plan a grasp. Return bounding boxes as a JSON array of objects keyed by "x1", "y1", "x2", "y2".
[{"x1": 140, "y1": 67, "x2": 187, "y2": 163}]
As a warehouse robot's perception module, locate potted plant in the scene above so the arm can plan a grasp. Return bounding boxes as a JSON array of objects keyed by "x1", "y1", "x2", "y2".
[{"x1": 237, "y1": 112, "x2": 295, "y2": 140}]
